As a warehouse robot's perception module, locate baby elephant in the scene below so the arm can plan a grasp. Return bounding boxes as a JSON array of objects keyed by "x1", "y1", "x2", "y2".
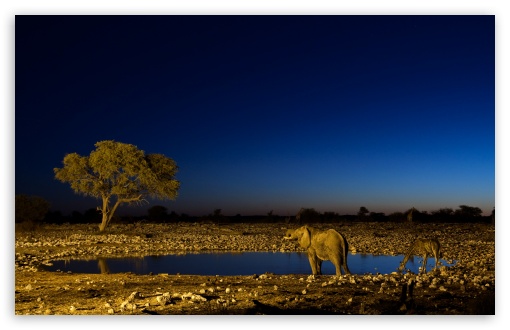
[{"x1": 284, "y1": 225, "x2": 351, "y2": 275}]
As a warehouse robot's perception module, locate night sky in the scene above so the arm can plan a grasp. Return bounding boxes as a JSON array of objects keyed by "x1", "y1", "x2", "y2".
[{"x1": 15, "y1": 15, "x2": 495, "y2": 217}]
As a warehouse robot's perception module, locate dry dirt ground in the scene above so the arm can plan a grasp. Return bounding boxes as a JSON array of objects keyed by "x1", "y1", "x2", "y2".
[{"x1": 15, "y1": 222, "x2": 495, "y2": 315}]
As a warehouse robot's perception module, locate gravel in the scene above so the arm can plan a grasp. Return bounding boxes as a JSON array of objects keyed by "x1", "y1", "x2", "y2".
[
  {"x1": 15, "y1": 221, "x2": 496, "y2": 315},
  {"x1": 15, "y1": 221, "x2": 494, "y2": 277}
]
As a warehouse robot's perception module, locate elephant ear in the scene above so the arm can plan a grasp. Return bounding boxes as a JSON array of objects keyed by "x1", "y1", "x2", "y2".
[{"x1": 299, "y1": 226, "x2": 311, "y2": 249}]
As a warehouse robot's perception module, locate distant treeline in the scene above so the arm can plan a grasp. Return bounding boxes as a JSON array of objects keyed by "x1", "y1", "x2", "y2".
[{"x1": 16, "y1": 195, "x2": 495, "y2": 227}]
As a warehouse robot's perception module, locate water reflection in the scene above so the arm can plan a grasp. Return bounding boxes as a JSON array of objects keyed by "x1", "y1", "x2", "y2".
[
  {"x1": 98, "y1": 258, "x2": 109, "y2": 274},
  {"x1": 45, "y1": 252, "x2": 456, "y2": 276}
]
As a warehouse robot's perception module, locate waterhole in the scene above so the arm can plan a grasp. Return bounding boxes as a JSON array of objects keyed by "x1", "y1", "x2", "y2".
[{"x1": 43, "y1": 252, "x2": 455, "y2": 275}]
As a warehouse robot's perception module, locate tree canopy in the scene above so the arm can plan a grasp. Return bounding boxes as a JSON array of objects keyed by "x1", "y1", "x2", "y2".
[
  {"x1": 454, "y1": 205, "x2": 483, "y2": 219},
  {"x1": 54, "y1": 140, "x2": 180, "y2": 231}
]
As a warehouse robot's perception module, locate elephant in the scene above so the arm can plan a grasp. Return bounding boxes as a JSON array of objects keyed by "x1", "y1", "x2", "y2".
[{"x1": 284, "y1": 225, "x2": 351, "y2": 275}]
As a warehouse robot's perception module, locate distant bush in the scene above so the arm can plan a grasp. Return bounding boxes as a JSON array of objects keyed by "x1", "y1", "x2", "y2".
[
  {"x1": 430, "y1": 208, "x2": 454, "y2": 222},
  {"x1": 357, "y1": 206, "x2": 370, "y2": 221},
  {"x1": 15, "y1": 194, "x2": 50, "y2": 232},
  {"x1": 15, "y1": 220, "x2": 40, "y2": 232},
  {"x1": 322, "y1": 211, "x2": 340, "y2": 222},
  {"x1": 369, "y1": 212, "x2": 386, "y2": 222},
  {"x1": 296, "y1": 208, "x2": 321, "y2": 223},
  {"x1": 388, "y1": 212, "x2": 406, "y2": 223},
  {"x1": 453, "y1": 205, "x2": 483, "y2": 223},
  {"x1": 33, "y1": 203, "x2": 493, "y2": 226},
  {"x1": 147, "y1": 205, "x2": 169, "y2": 222},
  {"x1": 15, "y1": 195, "x2": 50, "y2": 224}
]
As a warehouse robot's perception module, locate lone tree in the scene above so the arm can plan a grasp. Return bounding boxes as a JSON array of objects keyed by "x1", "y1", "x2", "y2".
[
  {"x1": 54, "y1": 140, "x2": 180, "y2": 231},
  {"x1": 454, "y1": 205, "x2": 483, "y2": 222},
  {"x1": 357, "y1": 206, "x2": 369, "y2": 220}
]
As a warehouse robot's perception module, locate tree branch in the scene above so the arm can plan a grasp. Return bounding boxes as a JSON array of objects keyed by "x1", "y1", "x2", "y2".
[
  {"x1": 118, "y1": 194, "x2": 143, "y2": 204},
  {"x1": 108, "y1": 194, "x2": 144, "y2": 222}
]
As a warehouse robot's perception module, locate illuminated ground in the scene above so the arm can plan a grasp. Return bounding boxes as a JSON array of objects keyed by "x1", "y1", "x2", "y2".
[{"x1": 15, "y1": 222, "x2": 495, "y2": 315}]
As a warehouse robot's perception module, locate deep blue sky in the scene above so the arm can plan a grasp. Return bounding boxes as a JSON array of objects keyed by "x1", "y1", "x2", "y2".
[{"x1": 15, "y1": 15, "x2": 495, "y2": 217}]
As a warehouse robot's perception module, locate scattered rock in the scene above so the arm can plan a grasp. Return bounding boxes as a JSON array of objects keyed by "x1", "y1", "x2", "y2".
[{"x1": 15, "y1": 222, "x2": 495, "y2": 315}]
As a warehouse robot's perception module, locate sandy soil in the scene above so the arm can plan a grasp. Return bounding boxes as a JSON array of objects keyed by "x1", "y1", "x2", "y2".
[{"x1": 14, "y1": 221, "x2": 495, "y2": 315}]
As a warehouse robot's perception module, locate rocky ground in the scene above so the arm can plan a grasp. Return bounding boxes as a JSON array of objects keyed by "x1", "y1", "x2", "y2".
[{"x1": 14, "y1": 221, "x2": 495, "y2": 315}]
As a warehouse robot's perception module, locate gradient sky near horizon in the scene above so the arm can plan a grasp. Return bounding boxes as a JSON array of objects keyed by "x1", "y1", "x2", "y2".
[{"x1": 15, "y1": 15, "x2": 495, "y2": 217}]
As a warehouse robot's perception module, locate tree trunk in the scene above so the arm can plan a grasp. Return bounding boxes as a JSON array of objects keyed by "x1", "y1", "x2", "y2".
[
  {"x1": 99, "y1": 212, "x2": 109, "y2": 232},
  {"x1": 98, "y1": 196, "x2": 111, "y2": 232},
  {"x1": 97, "y1": 195, "x2": 142, "y2": 232}
]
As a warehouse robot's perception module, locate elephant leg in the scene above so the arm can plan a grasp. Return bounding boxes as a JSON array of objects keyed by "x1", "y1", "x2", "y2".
[
  {"x1": 307, "y1": 253, "x2": 319, "y2": 275},
  {"x1": 342, "y1": 258, "x2": 351, "y2": 275},
  {"x1": 422, "y1": 254, "x2": 428, "y2": 274},
  {"x1": 330, "y1": 255, "x2": 343, "y2": 276},
  {"x1": 332, "y1": 253, "x2": 351, "y2": 275},
  {"x1": 316, "y1": 259, "x2": 323, "y2": 275}
]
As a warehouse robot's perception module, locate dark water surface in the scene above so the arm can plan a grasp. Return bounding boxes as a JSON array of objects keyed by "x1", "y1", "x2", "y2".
[{"x1": 44, "y1": 252, "x2": 455, "y2": 275}]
